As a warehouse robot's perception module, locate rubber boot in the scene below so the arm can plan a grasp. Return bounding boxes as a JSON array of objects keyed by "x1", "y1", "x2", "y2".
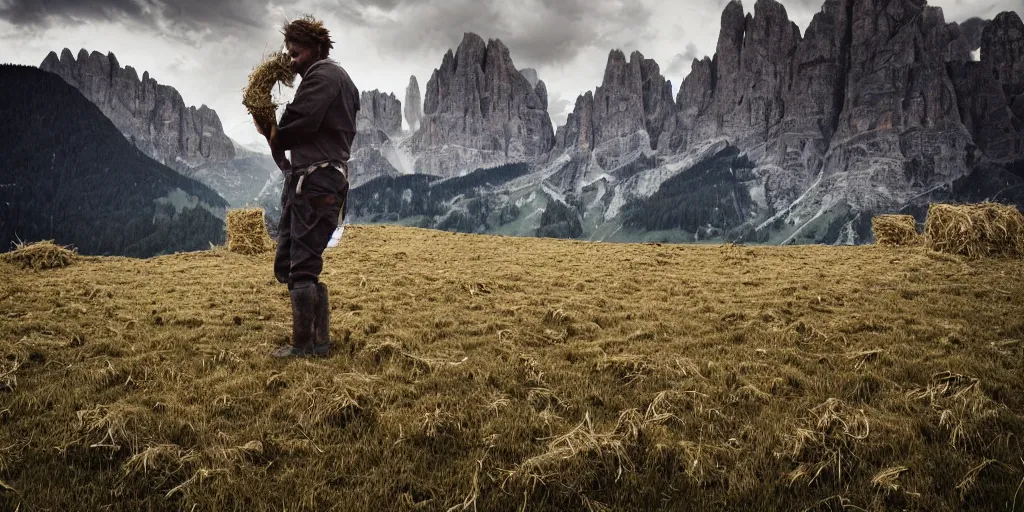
[
  {"x1": 271, "y1": 281, "x2": 318, "y2": 358},
  {"x1": 312, "y1": 282, "x2": 331, "y2": 356}
]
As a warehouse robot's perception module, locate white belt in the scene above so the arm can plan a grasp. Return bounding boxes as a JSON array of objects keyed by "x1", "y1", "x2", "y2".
[{"x1": 294, "y1": 161, "x2": 348, "y2": 195}]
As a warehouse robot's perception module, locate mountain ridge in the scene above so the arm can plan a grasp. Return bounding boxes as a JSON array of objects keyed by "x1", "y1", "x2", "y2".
[
  {"x1": 0, "y1": 64, "x2": 227, "y2": 257},
  {"x1": 26, "y1": 0, "x2": 1024, "y2": 247},
  {"x1": 378, "y1": 0, "x2": 1023, "y2": 245}
]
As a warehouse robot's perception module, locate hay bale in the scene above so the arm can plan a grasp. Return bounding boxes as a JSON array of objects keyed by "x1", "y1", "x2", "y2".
[
  {"x1": 226, "y1": 208, "x2": 275, "y2": 255},
  {"x1": 872, "y1": 215, "x2": 920, "y2": 247},
  {"x1": 924, "y1": 202, "x2": 1024, "y2": 259},
  {"x1": 1, "y1": 240, "x2": 76, "y2": 269},
  {"x1": 242, "y1": 52, "x2": 296, "y2": 132}
]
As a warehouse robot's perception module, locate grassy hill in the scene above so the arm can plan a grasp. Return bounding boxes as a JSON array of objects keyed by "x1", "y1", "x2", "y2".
[
  {"x1": 1, "y1": 225, "x2": 1022, "y2": 511},
  {"x1": 0, "y1": 64, "x2": 228, "y2": 257}
]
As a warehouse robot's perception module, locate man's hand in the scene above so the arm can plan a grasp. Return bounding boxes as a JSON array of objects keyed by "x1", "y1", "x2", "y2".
[
  {"x1": 271, "y1": 146, "x2": 290, "y2": 173},
  {"x1": 255, "y1": 119, "x2": 289, "y2": 172},
  {"x1": 254, "y1": 118, "x2": 269, "y2": 137},
  {"x1": 255, "y1": 119, "x2": 279, "y2": 142}
]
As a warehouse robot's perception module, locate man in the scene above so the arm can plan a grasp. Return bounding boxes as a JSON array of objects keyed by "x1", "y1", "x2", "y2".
[{"x1": 255, "y1": 15, "x2": 360, "y2": 357}]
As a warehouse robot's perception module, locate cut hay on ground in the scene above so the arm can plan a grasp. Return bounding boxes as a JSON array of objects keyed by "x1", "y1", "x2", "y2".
[
  {"x1": 226, "y1": 208, "x2": 274, "y2": 255},
  {"x1": 924, "y1": 202, "x2": 1024, "y2": 259},
  {"x1": 1, "y1": 240, "x2": 76, "y2": 269},
  {"x1": 872, "y1": 214, "x2": 920, "y2": 247},
  {"x1": 3, "y1": 225, "x2": 1024, "y2": 511},
  {"x1": 242, "y1": 52, "x2": 296, "y2": 131}
]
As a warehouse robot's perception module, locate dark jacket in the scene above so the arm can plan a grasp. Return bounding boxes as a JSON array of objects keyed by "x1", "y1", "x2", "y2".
[{"x1": 276, "y1": 59, "x2": 360, "y2": 169}]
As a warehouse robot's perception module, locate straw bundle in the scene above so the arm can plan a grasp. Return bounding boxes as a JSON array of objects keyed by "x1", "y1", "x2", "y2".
[
  {"x1": 924, "y1": 202, "x2": 1024, "y2": 259},
  {"x1": 872, "y1": 215, "x2": 920, "y2": 247},
  {"x1": 226, "y1": 208, "x2": 275, "y2": 255},
  {"x1": 1, "y1": 240, "x2": 77, "y2": 269},
  {"x1": 242, "y1": 52, "x2": 296, "y2": 132}
]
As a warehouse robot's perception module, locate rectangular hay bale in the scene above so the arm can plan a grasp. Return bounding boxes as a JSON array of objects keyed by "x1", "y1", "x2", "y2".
[
  {"x1": 924, "y1": 202, "x2": 1024, "y2": 259},
  {"x1": 226, "y1": 208, "x2": 275, "y2": 255},
  {"x1": 872, "y1": 215, "x2": 919, "y2": 247}
]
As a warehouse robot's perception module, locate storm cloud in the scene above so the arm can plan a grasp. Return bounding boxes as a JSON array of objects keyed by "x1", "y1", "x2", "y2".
[
  {"x1": 0, "y1": 0, "x2": 269, "y2": 40},
  {"x1": 665, "y1": 42, "x2": 701, "y2": 77},
  {"x1": 332, "y1": 0, "x2": 654, "y2": 66}
]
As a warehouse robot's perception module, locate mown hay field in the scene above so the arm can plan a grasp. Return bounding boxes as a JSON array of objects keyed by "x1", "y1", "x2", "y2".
[{"x1": 1, "y1": 225, "x2": 1023, "y2": 511}]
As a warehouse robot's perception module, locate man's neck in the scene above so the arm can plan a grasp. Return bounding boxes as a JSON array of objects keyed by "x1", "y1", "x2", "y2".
[{"x1": 300, "y1": 59, "x2": 328, "y2": 78}]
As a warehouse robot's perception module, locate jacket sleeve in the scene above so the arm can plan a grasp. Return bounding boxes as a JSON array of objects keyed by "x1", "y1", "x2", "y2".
[{"x1": 275, "y1": 69, "x2": 338, "y2": 151}]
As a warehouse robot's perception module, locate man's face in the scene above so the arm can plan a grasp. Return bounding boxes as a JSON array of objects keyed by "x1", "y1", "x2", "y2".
[{"x1": 286, "y1": 42, "x2": 317, "y2": 77}]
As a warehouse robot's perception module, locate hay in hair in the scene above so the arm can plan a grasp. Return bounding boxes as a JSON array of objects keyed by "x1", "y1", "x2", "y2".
[
  {"x1": 924, "y1": 202, "x2": 1024, "y2": 259},
  {"x1": 872, "y1": 215, "x2": 920, "y2": 247},
  {"x1": 226, "y1": 208, "x2": 275, "y2": 255},
  {"x1": 1, "y1": 240, "x2": 77, "y2": 269},
  {"x1": 242, "y1": 52, "x2": 296, "y2": 132},
  {"x1": 282, "y1": 15, "x2": 334, "y2": 58}
]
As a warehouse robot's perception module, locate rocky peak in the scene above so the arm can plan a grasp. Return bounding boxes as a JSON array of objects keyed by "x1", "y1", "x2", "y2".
[
  {"x1": 404, "y1": 75, "x2": 423, "y2": 132},
  {"x1": 41, "y1": 51, "x2": 59, "y2": 70},
  {"x1": 675, "y1": 55, "x2": 714, "y2": 129},
  {"x1": 713, "y1": 0, "x2": 747, "y2": 98},
  {"x1": 673, "y1": 0, "x2": 800, "y2": 151},
  {"x1": 982, "y1": 11, "x2": 1024, "y2": 96},
  {"x1": 952, "y1": 10, "x2": 1024, "y2": 162},
  {"x1": 959, "y1": 17, "x2": 990, "y2": 51},
  {"x1": 812, "y1": 0, "x2": 974, "y2": 211},
  {"x1": 349, "y1": 90, "x2": 404, "y2": 188},
  {"x1": 556, "y1": 49, "x2": 673, "y2": 154},
  {"x1": 756, "y1": 0, "x2": 851, "y2": 197},
  {"x1": 535, "y1": 80, "x2": 548, "y2": 111},
  {"x1": 358, "y1": 90, "x2": 402, "y2": 136},
  {"x1": 39, "y1": 48, "x2": 235, "y2": 173},
  {"x1": 665, "y1": 0, "x2": 1000, "y2": 222},
  {"x1": 408, "y1": 32, "x2": 554, "y2": 177},
  {"x1": 519, "y1": 68, "x2": 540, "y2": 88}
]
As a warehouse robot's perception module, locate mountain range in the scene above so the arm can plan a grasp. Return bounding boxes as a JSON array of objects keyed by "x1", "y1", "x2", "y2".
[
  {"x1": 23, "y1": 0, "x2": 1024, "y2": 248},
  {"x1": 39, "y1": 49, "x2": 278, "y2": 209},
  {"x1": 0, "y1": 65, "x2": 227, "y2": 257}
]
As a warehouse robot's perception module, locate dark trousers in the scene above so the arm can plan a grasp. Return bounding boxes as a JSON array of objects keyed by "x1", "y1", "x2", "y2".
[{"x1": 274, "y1": 167, "x2": 349, "y2": 287}]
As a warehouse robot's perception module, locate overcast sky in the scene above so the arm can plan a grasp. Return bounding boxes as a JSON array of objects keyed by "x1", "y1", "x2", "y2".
[{"x1": 1, "y1": 0, "x2": 1020, "y2": 148}]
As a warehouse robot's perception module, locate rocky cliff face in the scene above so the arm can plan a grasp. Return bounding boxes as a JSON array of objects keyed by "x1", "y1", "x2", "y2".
[
  {"x1": 959, "y1": 18, "x2": 990, "y2": 51},
  {"x1": 404, "y1": 76, "x2": 423, "y2": 133},
  {"x1": 757, "y1": 0, "x2": 851, "y2": 210},
  {"x1": 635, "y1": 0, "x2": 1016, "y2": 238},
  {"x1": 350, "y1": 90, "x2": 404, "y2": 188},
  {"x1": 681, "y1": 0, "x2": 802, "y2": 154},
  {"x1": 402, "y1": 33, "x2": 555, "y2": 177},
  {"x1": 983, "y1": 12, "x2": 1024, "y2": 100},
  {"x1": 556, "y1": 50, "x2": 674, "y2": 156},
  {"x1": 486, "y1": 0, "x2": 1024, "y2": 245},
  {"x1": 242, "y1": 0, "x2": 1024, "y2": 245},
  {"x1": 38, "y1": 48, "x2": 281, "y2": 209},
  {"x1": 535, "y1": 80, "x2": 549, "y2": 111},
  {"x1": 358, "y1": 90, "x2": 402, "y2": 136},
  {"x1": 547, "y1": 50, "x2": 674, "y2": 195},
  {"x1": 955, "y1": 11, "x2": 1024, "y2": 163},
  {"x1": 40, "y1": 49, "x2": 235, "y2": 173},
  {"x1": 813, "y1": 1, "x2": 974, "y2": 214}
]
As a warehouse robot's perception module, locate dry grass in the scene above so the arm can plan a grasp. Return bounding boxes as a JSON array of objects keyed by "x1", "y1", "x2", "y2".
[
  {"x1": 872, "y1": 215, "x2": 920, "y2": 247},
  {"x1": 226, "y1": 208, "x2": 274, "y2": 255},
  {"x1": 1, "y1": 225, "x2": 1023, "y2": 511},
  {"x1": 1, "y1": 239, "x2": 76, "y2": 269},
  {"x1": 924, "y1": 202, "x2": 1024, "y2": 259},
  {"x1": 242, "y1": 52, "x2": 296, "y2": 131}
]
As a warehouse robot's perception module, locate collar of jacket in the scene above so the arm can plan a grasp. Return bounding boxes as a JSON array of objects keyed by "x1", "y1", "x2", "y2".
[{"x1": 304, "y1": 59, "x2": 338, "y2": 76}]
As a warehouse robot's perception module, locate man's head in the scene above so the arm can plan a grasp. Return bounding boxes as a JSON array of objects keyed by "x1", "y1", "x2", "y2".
[{"x1": 282, "y1": 15, "x2": 334, "y2": 77}]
